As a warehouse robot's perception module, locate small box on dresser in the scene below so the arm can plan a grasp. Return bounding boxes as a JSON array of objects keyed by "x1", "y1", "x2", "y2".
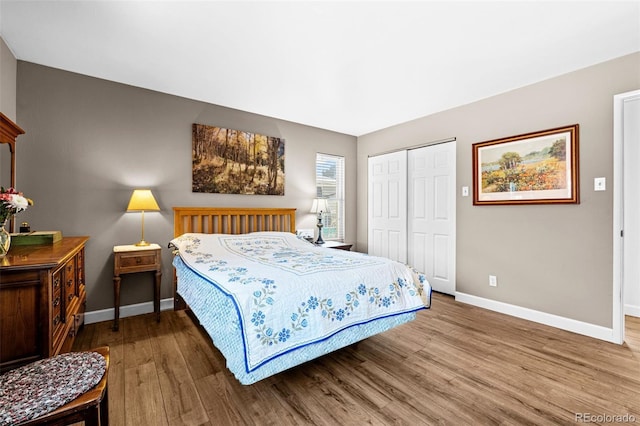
[
  {"x1": 9, "y1": 230, "x2": 63, "y2": 246},
  {"x1": 0, "y1": 237, "x2": 89, "y2": 372}
]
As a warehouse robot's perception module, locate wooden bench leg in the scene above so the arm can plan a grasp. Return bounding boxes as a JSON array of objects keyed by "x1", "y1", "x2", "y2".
[
  {"x1": 100, "y1": 386, "x2": 109, "y2": 425},
  {"x1": 84, "y1": 406, "x2": 100, "y2": 426}
]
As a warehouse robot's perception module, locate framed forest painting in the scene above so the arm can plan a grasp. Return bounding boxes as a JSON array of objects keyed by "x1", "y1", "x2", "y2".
[
  {"x1": 472, "y1": 124, "x2": 579, "y2": 205},
  {"x1": 192, "y1": 124, "x2": 285, "y2": 195}
]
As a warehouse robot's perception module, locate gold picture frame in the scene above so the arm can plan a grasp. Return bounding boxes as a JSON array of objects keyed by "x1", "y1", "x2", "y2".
[{"x1": 473, "y1": 124, "x2": 579, "y2": 205}]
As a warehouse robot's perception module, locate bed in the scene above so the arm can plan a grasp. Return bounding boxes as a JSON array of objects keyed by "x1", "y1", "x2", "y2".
[{"x1": 170, "y1": 207, "x2": 431, "y2": 385}]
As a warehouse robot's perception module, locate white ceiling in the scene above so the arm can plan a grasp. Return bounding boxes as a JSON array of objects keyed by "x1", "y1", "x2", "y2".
[{"x1": 1, "y1": 1, "x2": 639, "y2": 136}]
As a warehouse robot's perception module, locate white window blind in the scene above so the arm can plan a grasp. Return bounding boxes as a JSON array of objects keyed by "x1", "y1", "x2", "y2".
[{"x1": 316, "y1": 153, "x2": 345, "y2": 241}]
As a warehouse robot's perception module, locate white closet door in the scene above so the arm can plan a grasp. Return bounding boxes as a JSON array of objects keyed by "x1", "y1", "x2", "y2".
[
  {"x1": 408, "y1": 142, "x2": 456, "y2": 295},
  {"x1": 368, "y1": 151, "x2": 407, "y2": 263}
]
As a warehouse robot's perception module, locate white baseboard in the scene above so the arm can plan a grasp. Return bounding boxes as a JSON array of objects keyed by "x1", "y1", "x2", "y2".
[
  {"x1": 84, "y1": 298, "x2": 174, "y2": 325},
  {"x1": 86, "y1": 295, "x2": 637, "y2": 337},
  {"x1": 455, "y1": 292, "x2": 618, "y2": 344},
  {"x1": 625, "y1": 303, "x2": 640, "y2": 318}
]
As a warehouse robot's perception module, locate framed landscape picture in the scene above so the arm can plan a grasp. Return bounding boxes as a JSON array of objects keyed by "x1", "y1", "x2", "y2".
[
  {"x1": 192, "y1": 124, "x2": 285, "y2": 195},
  {"x1": 472, "y1": 124, "x2": 579, "y2": 205}
]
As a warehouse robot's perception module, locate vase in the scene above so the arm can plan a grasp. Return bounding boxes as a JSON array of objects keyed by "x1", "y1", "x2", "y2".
[{"x1": 0, "y1": 220, "x2": 10, "y2": 258}]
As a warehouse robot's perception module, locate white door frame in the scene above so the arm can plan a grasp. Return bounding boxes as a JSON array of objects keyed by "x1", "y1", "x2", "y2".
[{"x1": 613, "y1": 88, "x2": 640, "y2": 344}]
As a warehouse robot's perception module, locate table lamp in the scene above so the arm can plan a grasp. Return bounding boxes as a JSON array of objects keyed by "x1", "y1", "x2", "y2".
[
  {"x1": 127, "y1": 189, "x2": 160, "y2": 246},
  {"x1": 310, "y1": 198, "x2": 330, "y2": 244}
]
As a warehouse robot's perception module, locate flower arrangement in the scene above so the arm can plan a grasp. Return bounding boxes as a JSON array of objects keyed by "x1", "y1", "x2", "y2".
[{"x1": 0, "y1": 187, "x2": 33, "y2": 225}]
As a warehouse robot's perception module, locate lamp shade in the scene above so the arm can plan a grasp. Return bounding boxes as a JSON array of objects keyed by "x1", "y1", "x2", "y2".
[
  {"x1": 127, "y1": 189, "x2": 160, "y2": 212},
  {"x1": 310, "y1": 198, "x2": 330, "y2": 214}
]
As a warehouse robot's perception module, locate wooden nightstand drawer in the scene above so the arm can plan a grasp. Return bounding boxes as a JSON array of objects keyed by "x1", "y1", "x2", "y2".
[{"x1": 118, "y1": 252, "x2": 158, "y2": 269}]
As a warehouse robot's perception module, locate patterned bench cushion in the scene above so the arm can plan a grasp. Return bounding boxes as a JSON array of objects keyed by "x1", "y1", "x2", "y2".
[{"x1": 0, "y1": 351, "x2": 106, "y2": 426}]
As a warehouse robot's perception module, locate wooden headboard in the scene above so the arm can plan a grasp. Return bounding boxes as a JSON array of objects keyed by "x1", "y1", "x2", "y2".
[
  {"x1": 172, "y1": 207, "x2": 297, "y2": 310},
  {"x1": 173, "y1": 207, "x2": 297, "y2": 237}
]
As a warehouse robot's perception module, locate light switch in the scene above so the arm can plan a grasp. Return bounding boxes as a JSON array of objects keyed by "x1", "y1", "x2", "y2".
[
  {"x1": 594, "y1": 177, "x2": 606, "y2": 191},
  {"x1": 462, "y1": 186, "x2": 469, "y2": 197}
]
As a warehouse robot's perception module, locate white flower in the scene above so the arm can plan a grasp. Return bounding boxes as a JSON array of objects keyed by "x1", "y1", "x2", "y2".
[{"x1": 10, "y1": 194, "x2": 30, "y2": 212}]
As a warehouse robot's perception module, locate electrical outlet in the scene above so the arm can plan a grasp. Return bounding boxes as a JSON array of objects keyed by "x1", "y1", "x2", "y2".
[{"x1": 489, "y1": 275, "x2": 497, "y2": 287}]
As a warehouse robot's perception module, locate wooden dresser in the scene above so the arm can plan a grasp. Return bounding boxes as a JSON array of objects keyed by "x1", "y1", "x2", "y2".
[{"x1": 0, "y1": 236, "x2": 89, "y2": 372}]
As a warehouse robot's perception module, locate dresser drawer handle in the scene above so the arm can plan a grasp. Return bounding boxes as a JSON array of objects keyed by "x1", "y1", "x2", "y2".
[
  {"x1": 54, "y1": 277, "x2": 61, "y2": 288},
  {"x1": 136, "y1": 257, "x2": 142, "y2": 264},
  {"x1": 53, "y1": 297, "x2": 60, "y2": 307},
  {"x1": 67, "y1": 279, "x2": 73, "y2": 287},
  {"x1": 53, "y1": 315, "x2": 60, "y2": 325},
  {"x1": 68, "y1": 294, "x2": 74, "y2": 302}
]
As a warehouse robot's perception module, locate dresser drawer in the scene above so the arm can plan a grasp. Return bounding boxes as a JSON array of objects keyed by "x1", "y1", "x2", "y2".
[
  {"x1": 52, "y1": 281, "x2": 64, "y2": 350},
  {"x1": 53, "y1": 269, "x2": 62, "y2": 292},
  {"x1": 76, "y1": 249, "x2": 84, "y2": 269},
  {"x1": 65, "y1": 259, "x2": 76, "y2": 291},
  {"x1": 65, "y1": 258, "x2": 76, "y2": 277},
  {"x1": 52, "y1": 287, "x2": 62, "y2": 322},
  {"x1": 76, "y1": 248, "x2": 85, "y2": 289},
  {"x1": 52, "y1": 269, "x2": 63, "y2": 323}
]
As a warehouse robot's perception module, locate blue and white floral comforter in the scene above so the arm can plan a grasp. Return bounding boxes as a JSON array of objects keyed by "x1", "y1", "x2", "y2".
[{"x1": 170, "y1": 231, "x2": 431, "y2": 372}]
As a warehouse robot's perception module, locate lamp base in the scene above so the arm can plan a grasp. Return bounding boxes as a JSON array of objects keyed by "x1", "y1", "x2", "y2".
[
  {"x1": 135, "y1": 240, "x2": 151, "y2": 247},
  {"x1": 315, "y1": 224, "x2": 324, "y2": 244}
]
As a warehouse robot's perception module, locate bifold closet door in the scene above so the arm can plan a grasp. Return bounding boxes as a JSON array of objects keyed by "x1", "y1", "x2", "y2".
[
  {"x1": 408, "y1": 142, "x2": 456, "y2": 295},
  {"x1": 368, "y1": 150, "x2": 407, "y2": 263}
]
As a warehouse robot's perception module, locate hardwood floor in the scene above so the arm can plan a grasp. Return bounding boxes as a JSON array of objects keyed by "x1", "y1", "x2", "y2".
[{"x1": 73, "y1": 293, "x2": 640, "y2": 425}]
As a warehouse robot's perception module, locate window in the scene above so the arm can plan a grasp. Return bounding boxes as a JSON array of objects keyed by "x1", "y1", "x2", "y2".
[{"x1": 315, "y1": 153, "x2": 345, "y2": 241}]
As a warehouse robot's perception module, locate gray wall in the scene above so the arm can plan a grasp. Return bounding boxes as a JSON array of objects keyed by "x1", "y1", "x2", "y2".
[
  {"x1": 0, "y1": 37, "x2": 17, "y2": 186},
  {"x1": 10, "y1": 51, "x2": 640, "y2": 328},
  {"x1": 357, "y1": 52, "x2": 640, "y2": 328},
  {"x1": 16, "y1": 61, "x2": 357, "y2": 312}
]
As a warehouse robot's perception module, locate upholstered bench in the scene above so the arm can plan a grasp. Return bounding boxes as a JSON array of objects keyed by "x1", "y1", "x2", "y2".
[{"x1": 0, "y1": 347, "x2": 109, "y2": 426}]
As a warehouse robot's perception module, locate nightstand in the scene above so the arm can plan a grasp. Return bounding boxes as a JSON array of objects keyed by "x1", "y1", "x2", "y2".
[
  {"x1": 316, "y1": 241, "x2": 353, "y2": 251},
  {"x1": 112, "y1": 244, "x2": 162, "y2": 331}
]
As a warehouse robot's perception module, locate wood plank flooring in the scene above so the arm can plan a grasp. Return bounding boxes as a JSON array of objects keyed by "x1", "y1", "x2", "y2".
[{"x1": 73, "y1": 293, "x2": 640, "y2": 425}]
